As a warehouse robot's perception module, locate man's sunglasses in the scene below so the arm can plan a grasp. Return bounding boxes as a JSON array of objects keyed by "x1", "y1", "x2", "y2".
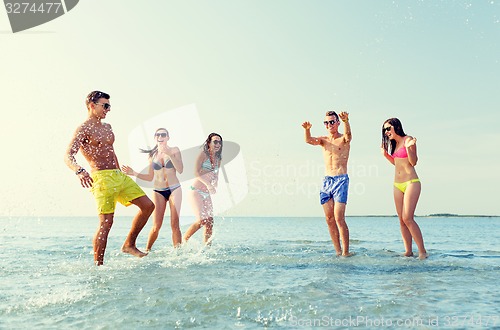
[
  {"x1": 95, "y1": 102, "x2": 111, "y2": 110},
  {"x1": 383, "y1": 126, "x2": 392, "y2": 132},
  {"x1": 155, "y1": 133, "x2": 168, "y2": 138},
  {"x1": 323, "y1": 120, "x2": 337, "y2": 126}
]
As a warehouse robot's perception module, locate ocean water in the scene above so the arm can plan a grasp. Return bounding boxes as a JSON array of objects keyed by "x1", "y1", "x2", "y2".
[{"x1": 1, "y1": 216, "x2": 499, "y2": 329}]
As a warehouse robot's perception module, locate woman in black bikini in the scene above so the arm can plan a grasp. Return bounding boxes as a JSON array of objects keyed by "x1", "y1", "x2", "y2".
[{"x1": 122, "y1": 128, "x2": 184, "y2": 250}]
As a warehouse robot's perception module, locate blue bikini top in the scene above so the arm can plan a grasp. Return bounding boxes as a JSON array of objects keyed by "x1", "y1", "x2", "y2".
[{"x1": 202, "y1": 157, "x2": 219, "y2": 172}]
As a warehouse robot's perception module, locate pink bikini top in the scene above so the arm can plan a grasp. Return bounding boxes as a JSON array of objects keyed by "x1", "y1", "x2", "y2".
[
  {"x1": 392, "y1": 138, "x2": 409, "y2": 159},
  {"x1": 392, "y1": 146, "x2": 408, "y2": 159}
]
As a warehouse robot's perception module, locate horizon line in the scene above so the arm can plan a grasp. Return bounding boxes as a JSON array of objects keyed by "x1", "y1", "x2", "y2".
[{"x1": 1, "y1": 214, "x2": 499, "y2": 218}]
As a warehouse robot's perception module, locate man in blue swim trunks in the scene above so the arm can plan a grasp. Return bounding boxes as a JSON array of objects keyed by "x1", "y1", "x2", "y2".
[{"x1": 302, "y1": 111, "x2": 353, "y2": 257}]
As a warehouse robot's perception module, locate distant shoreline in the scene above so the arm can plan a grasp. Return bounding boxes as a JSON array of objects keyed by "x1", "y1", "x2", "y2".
[
  {"x1": 1, "y1": 214, "x2": 499, "y2": 219},
  {"x1": 350, "y1": 214, "x2": 499, "y2": 218}
]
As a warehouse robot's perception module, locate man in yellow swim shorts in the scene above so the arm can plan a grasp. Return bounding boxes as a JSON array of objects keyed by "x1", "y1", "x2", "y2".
[{"x1": 65, "y1": 91, "x2": 155, "y2": 266}]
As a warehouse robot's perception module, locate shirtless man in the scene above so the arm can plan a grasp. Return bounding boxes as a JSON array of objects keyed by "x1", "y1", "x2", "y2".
[
  {"x1": 65, "y1": 91, "x2": 154, "y2": 265},
  {"x1": 302, "y1": 111, "x2": 353, "y2": 256}
]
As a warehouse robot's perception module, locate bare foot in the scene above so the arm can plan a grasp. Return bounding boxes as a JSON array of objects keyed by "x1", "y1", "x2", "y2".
[
  {"x1": 403, "y1": 252, "x2": 414, "y2": 257},
  {"x1": 342, "y1": 252, "x2": 355, "y2": 257},
  {"x1": 122, "y1": 245, "x2": 148, "y2": 258},
  {"x1": 418, "y1": 252, "x2": 429, "y2": 260}
]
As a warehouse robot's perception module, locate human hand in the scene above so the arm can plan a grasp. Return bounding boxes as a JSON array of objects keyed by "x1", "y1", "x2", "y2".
[
  {"x1": 78, "y1": 171, "x2": 93, "y2": 188},
  {"x1": 163, "y1": 146, "x2": 175, "y2": 156},
  {"x1": 405, "y1": 137, "x2": 417, "y2": 148},
  {"x1": 302, "y1": 121, "x2": 312, "y2": 130},
  {"x1": 338, "y1": 112, "x2": 349, "y2": 122},
  {"x1": 380, "y1": 143, "x2": 389, "y2": 156},
  {"x1": 121, "y1": 165, "x2": 135, "y2": 176}
]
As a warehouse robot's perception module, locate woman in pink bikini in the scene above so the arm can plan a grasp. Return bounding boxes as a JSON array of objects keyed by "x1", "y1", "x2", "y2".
[{"x1": 381, "y1": 118, "x2": 428, "y2": 259}]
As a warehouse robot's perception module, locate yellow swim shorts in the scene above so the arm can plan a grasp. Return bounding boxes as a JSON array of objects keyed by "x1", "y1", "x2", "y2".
[{"x1": 90, "y1": 169, "x2": 146, "y2": 214}]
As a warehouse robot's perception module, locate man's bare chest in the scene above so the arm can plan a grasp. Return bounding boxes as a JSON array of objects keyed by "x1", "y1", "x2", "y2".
[{"x1": 84, "y1": 127, "x2": 114, "y2": 148}]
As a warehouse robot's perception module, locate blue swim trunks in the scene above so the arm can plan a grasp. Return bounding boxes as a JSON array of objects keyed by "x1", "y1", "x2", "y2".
[{"x1": 320, "y1": 174, "x2": 349, "y2": 205}]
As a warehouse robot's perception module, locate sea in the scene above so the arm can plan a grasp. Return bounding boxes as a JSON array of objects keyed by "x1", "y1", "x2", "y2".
[{"x1": 1, "y1": 216, "x2": 499, "y2": 329}]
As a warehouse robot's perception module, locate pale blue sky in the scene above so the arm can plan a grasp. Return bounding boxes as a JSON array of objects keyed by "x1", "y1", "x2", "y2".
[{"x1": 1, "y1": 1, "x2": 499, "y2": 217}]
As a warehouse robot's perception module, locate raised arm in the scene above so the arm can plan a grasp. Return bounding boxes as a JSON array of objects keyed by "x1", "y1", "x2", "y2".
[
  {"x1": 381, "y1": 145, "x2": 395, "y2": 165},
  {"x1": 405, "y1": 136, "x2": 418, "y2": 166},
  {"x1": 302, "y1": 121, "x2": 322, "y2": 145},
  {"x1": 338, "y1": 112, "x2": 352, "y2": 143},
  {"x1": 169, "y1": 147, "x2": 184, "y2": 174}
]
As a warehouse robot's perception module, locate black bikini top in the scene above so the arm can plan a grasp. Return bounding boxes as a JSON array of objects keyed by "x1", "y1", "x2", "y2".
[{"x1": 152, "y1": 157, "x2": 174, "y2": 170}]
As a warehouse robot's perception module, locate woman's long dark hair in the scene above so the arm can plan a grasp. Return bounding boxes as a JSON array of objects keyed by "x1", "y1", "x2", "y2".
[
  {"x1": 203, "y1": 132, "x2": 223, "y2": 161},
  {"x1": 140, "y1": 128, "x2": 169, "y2": 159},
  {"x1": 382, "y1": 118, "x2": 406, "y2": 155}
]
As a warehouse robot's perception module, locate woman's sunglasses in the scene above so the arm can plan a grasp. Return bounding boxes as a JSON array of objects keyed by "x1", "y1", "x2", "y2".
[
  {"x1": 383, "y1": 126, "x2": 392, "y2": 132},
  {"x1": 155, "y1": 133, "x2": 168, "y2": 138},
  {"x1": 212, "y1": 140, "x2": 222, "y2": 145}
]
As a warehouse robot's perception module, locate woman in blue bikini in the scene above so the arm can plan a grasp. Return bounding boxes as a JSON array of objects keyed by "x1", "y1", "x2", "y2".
[
  {"x1": 381, "y1": 118, "x2": 427, "y2": 259},
  {"x1": 183, "y1": 133, "x2": 223, "y2": 245},
  {"x1": 122, "y1": 128, "x2": 184, "y2": 250}
]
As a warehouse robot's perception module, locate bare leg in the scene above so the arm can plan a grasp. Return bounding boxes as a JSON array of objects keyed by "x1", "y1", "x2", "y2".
[
  {"x1": 183, "y1": 189, "x2": 204, "y2": 242},
  {"x1": 403, "y1": 182, "x2": 427, "y2": 259},
  {"x1": 400, "y1": 221, "x2": 414, "y2": 257},
  {"x1": 183, "y1": 222, "x2": 202, "y2": 242},
  {"x1": 184, "y1": 189, "x2": 213, "y2": 244},
  {"x1": 93, "y1": 213, "x2": 114, "y2": 266},
  {"x1": 394, "y1": 188, "x2": 413, "y2": 256},
  {"x1": 146, "y1": 192, "x2": 166, "y2": 251},
  {"x1": 169, "y1": 188, "x2": 182, "y2": 247},
  {"x1": 334, "y1": 202, "x2": 351, "y2": 256},
  {"x1": 203, "y1": 217, "x2": 214, "y2": 244},
  {"x1": 201, "y1": 195, "x2": 214, "y2": 245},
  {"x1": 322, "y1": 200, "x2": 342, "y2": 256},
  {"x1": 122, "y1": 195, "x2": 154, "y2": 258}
]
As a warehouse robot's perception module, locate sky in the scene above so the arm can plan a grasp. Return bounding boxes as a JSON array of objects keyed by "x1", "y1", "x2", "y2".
[{"x1": 1, "y1": 0, "x2": 499, "y2": 218}]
